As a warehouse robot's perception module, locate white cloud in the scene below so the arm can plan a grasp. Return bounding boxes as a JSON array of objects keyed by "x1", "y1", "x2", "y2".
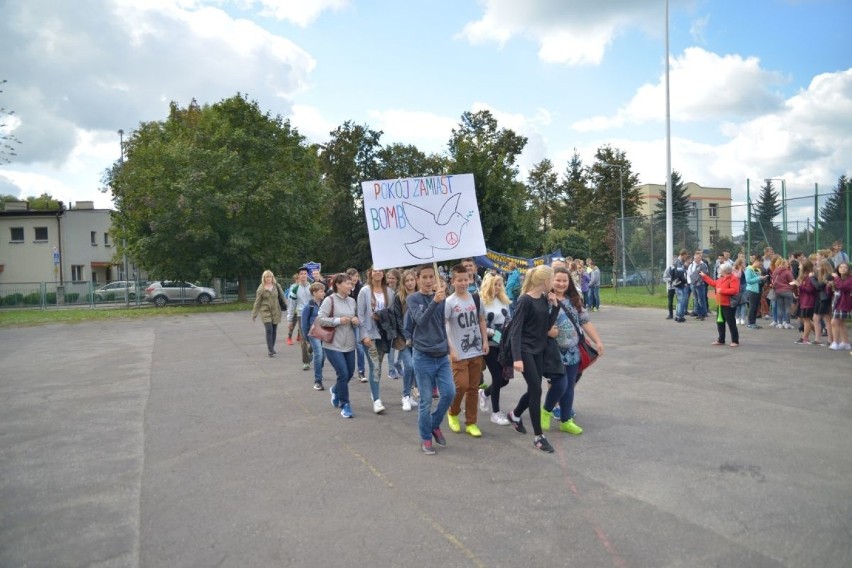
[
  {"x1": 366, "y1": 109, "x2": 458, "y2": 155},
  {"x1": 690, "y1": 14, "x2": 710, "y2": 44},
  {"x1": 460, "y1": 0, "x2": 668, "y2": 66},
  {"x1": 246, "y1": 0, "x2": 349, "y2": 26},
  {"x1": 289, "y1": 104, "x2": 339, "y2": 143},
  {"x1": 573, "y1": 47, "x2": 787, "y2": 130},
  {"x1": 569, "y1": 69, "x2": 852, "y2": 220}
]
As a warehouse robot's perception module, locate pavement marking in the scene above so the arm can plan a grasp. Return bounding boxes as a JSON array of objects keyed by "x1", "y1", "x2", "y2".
[
  {"x1": 211, "y1": 315, "x2": 487, "y2": 567},
  {"x1": 556, "y1": 443, "x2": 628, "y2": 568}
]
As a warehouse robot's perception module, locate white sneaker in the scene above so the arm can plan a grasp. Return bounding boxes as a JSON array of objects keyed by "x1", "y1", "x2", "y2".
[
  {"x1": 769, "y1": 321, "x2": 777, "y2": 328},
  {"x1": 478, "y1": 389, "x2": 489, "y2": 412},
  {"x1": 401, "y1": 396, "x2": 412, "y2": 411},
  {"x1": 373, "y1": 399, "x2": 385, "y2": 414},
  {"x1": 841, "y1": 343, "x2": 852, "y2": 350},
  {"x1": 491, "y1": 411, "x2": 511, "y2": 426},
  {"x1": 829, "y1": 342, "x2": 840, "y2": 350}
]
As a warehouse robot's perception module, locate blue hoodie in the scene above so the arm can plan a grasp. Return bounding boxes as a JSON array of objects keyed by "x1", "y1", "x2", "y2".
[{"x1": 406, "y1": 291, "x2": 448, "y2": 356}]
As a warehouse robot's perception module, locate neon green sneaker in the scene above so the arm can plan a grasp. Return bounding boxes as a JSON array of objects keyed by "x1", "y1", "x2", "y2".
[
  {"x1": 447, "y1": 413, "x2": 461, "y2": 433},
  {"x1": 465, "y1": 423, "x2": 482, "y2": 437},
  {"x1": 559, "y1": 419, "x2": 583, "y2": 435},
  {"x1": 540, "y1": 408, "x2": 553, "y2": 431}
]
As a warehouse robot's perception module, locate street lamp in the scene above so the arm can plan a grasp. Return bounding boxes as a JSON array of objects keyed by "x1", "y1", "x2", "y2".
[
  {"x1": 118, "y1": 129, "x2": 130, "y2": 307},
  {"x1": 600, "y1": 162, "x2": 628, "y2": 285}
]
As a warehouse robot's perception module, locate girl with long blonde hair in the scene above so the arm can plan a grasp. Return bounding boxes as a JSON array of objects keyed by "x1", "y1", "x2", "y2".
[
  {"x1": 251, "y1": 270, "x2": 285, "y2": 357},
  {"x1": 478, "y1": 273, "x2": 513, "y2": 426},
  {"x1": 506, "y1": 265, "x2": 560, "y2": 453}
]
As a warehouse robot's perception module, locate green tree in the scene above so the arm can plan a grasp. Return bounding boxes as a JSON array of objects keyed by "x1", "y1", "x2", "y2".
[
  {"x1": 447, "y1": 110, "x2": 533, "y2": 255},
  {"x1": 819, "y1": 174, "x2": 850, "y2": 245},
  {"x1": 317, "y1": 121, "x2": 383, "y2": 271},
  {"x1": 752, "y1": 179, "x2": 782, "y2": 250},
  {"x1": 557, "y1": 148, "x2": 591, "y2": 231},
  {"x1": 653, "y1": 170, "x2": 697, "y2": 252},
  {"x1": 585, "y1": 145, "x2": 641, "y2": 267},
  {"x1": 375, "y1": 143, "x2": 448, "y2": 180},
  {"x1": 27, "y1": 193, "x2": 61, "y2": 210},
  {"x1": 526, "y1": 158, "x2": 562, "y2": 234},
  {"x1": 104, "y1": 94, "x2": 326, "y2": 295},
  {"x1": 1, "y1": 79, "x2": 21, "y2": 165}
]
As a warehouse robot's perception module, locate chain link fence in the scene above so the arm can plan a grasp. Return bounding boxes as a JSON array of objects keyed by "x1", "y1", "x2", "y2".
[{"x1": 616, "y1": 183, "x2": 851, "y2": 294}]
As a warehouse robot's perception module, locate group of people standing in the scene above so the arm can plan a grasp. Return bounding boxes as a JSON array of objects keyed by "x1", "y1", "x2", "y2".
[
  {"x1": 252, "y1": 257, "x2": 606, "y2": 455},
  {"x1": 663, "y1": 240, "x2": 852, "y2": 351}
]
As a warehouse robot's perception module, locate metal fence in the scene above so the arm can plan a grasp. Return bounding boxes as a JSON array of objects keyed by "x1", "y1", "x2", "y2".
[
  {"x1": 0, "y1": 277, "x2": 256, "y2": 310},
  {"x1": 615, "y1": 183, "x2": 851, "y2": 294}
]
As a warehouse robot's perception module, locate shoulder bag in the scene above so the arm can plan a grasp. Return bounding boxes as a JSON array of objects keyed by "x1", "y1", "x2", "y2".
[
  {"x1": 560, "y1": 302, "x2": 599, "y2": 373},
  {"x1": 308, "y1": 296, "x2": 336, "y2": 343}
]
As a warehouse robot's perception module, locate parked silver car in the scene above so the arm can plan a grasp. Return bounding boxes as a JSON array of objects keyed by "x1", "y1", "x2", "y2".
[
  {"x1": 93, "y1": 280, "x2": 147, "y2": 302},
  {"x1": 144, "y1": 281, "x2": 216, "y2": 307}
]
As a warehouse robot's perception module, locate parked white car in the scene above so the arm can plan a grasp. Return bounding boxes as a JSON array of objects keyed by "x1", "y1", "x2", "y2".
[{"x1": 144, "y1": 281, "x2": 216, "y2": 307}]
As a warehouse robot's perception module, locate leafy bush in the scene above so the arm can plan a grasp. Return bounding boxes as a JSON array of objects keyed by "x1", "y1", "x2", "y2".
[
  {"x1": 65, "y1": 292, "x2": 80, "y2": 303},
  {"x1": 22, "y1": 292, "x2": 41, "y2": 305},
  {"x1": 2, "y1": 293, "x2": 24, "y2": 306}
]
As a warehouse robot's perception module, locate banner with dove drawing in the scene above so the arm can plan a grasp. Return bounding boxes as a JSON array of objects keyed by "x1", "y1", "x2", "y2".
[{"x1": 361, "y1": 173, "x2": 486, "y2": 269}]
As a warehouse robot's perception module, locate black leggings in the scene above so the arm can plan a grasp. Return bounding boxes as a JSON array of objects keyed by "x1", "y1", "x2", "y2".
[
  {"x1": 667, "y1": 289, "x2": 675, "y2": 316},
  {"x1": 512, "y1": 350, "x2": 544, "y2": 436},
  {"x1": 264, "y1": 322, "x2": 278, "y2": 353},
  {"x1": 483, "y1": 347, "x2": 509, "y2": 412}
]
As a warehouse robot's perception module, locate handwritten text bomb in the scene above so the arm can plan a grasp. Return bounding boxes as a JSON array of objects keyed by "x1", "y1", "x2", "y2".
[{"x1": 369, "y1": 175, "x2": 457, "y2": 231}]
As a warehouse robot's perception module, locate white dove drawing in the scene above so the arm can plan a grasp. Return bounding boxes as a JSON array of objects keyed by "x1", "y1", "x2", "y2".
[{"x1": 402, "y1": 193, "x2": 469, "y2": 259}]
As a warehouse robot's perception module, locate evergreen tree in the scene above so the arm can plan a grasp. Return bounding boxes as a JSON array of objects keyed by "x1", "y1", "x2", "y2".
[
  {"x1": 819, "y1": 175, "x2": 850, "y2": 244},
  {"x1": 653, "y1": 170, "x2": 696, "y2": 251},
  {"x1": 526, "y1": 158, "x2": 562, "y2": 233},
  {"x1": 752, "y1": 179, "x2": 782, "y2": 250},
  {"x1": 557, "y1": 148, "x2": 591, "y2": 231}
]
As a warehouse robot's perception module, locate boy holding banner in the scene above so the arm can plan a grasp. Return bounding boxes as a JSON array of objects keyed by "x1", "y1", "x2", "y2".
[{"x1": 406, "y1": 265, "x2": 455, "y2": 455}]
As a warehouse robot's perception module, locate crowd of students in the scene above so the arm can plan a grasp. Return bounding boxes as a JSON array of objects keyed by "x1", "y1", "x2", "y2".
[
  {"x1": 252, "y1": 258, "x2": 605, "y2": 455},
  {"x1": 663, "y1": 240, "x2": 852, "y2": 351}
]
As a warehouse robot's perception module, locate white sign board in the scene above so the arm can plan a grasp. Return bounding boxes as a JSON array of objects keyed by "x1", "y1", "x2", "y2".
[{"x1": 361, "y1": 173, "x2": 486, "y2": 269}]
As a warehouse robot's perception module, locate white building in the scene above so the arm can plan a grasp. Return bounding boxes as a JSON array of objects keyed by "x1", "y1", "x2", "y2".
[{"x1": 0, "y1": 201, "x2": 130, "y2": 285}]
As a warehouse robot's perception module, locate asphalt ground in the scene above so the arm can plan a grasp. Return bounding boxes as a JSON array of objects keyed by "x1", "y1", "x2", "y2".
[{"x1": 1, "y1": 306, "x2": 850, "y2": 568}]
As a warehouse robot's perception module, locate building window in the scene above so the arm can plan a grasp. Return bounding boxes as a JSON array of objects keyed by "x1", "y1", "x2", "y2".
[
  {"x1": 34, "y1": 227, "x2": 48, "y2": 241},
  {"x1": 689, "y1": 202, "x2": 697, "y2": 217},
  {"x1": 10, "y1": 227, "x2": 24, "y2": 242},
  {"x1": 709, "y1": 203, "x2": 718, "y2": 218},
  {"x1": 91, "y1": 231, "x2": 97, "y2": 246},
  {"x1": 71, "y1": 265, "x2": 85, "y2": 282},
  {"x1": 710, "y1": 230, "x2": 720, "y2": 247},
  {"x1": 104, "y1": 232, "x2": 110, "y2": 247}
]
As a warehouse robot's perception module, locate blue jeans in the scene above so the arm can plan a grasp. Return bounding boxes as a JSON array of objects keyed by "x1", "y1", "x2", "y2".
[
  {"x1": 413, "y1": 349, "x2": 455, "y2": 442},
  {"x1": 365, "y1": 342, "x2": 385, "y2": 401},
  {"x1": 324, "y1": 349, "x2": 355, "y2": 405},
  {"x1": 675, "y1": 286, "x2": 689, "y2": 318},
  {"x1": 397, "y1": 346, "x2": 415, "y2": 397},
  {"x1": 387, "y1": 348, "x2": 403, "y2": 378},
  {"x1": 693, "y1": 284, "x2": 707, "y2": 317},
  {"x1": 588, "y1": 286, "x2": 600, "y2": 309},
  {"x1": 354, "y1": 328, "x2": 366, "y2": 375},
  {"x1": 307, "y1": 336, "x2": 325, "y2": 382},
  {"x1": 543, "y1": 362, "x2": 580, "y2": 420}
]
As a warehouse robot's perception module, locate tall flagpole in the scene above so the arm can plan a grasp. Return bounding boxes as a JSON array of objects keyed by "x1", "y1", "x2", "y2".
[{"x1": 664, "y1": 0, "x2": 674, "y2": 266}]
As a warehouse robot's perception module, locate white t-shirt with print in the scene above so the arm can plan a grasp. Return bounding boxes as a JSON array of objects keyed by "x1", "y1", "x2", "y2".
[{"x1": 444, "y1": 293, "x2": 484, "y2": 360}]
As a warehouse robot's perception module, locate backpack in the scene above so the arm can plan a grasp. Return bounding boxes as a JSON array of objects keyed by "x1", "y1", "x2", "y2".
[{"x1": 497, "y1": 313, "x2": 514, "y2": 369}]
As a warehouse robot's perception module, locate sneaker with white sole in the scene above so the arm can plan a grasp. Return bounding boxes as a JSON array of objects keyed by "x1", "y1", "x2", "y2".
[
  {"x1": 830, "y1": 342, "x2": 841, "y2": 350},
  {"x1": 340, "y1": 403, "x2": 353, "y2": 418},
  {"x1": 402, "y1": 396, "x2": 412, "y2": 412},
  {"x1": 491, "y1": 411, "x2": 511, "y2": 426},
  {"x1": 478, "y1": 389, "x2": 488, "y2": 412},
  {"x1": 373, "y1": 399, "x2": 386, "y2": 414}
]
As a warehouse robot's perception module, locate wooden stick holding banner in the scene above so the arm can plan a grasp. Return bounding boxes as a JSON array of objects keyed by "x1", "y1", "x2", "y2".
[{"x1": 361, "y1": 173, "x2": 487, "y2": 271}]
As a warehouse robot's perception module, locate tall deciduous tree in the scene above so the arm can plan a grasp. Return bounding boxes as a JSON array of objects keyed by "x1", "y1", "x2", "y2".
[
  {"x1": 752, "y1": 179, "x2": 782, "y2": 250},
  {"x1": 104, "y1": 94, "x2": 326, "y2": 292},
  {"x1": 585, "y1": 145, "x2": 641, "y2": 267},
  {"x1": 447, "y1": 110, "x2": 533, "y2": 254},
  {"x1": 526, "y1": 158, "x2": 562, "y2": 234},
  {"x1": 316, "y1": 121, "x2": 383, "y2": 271}
]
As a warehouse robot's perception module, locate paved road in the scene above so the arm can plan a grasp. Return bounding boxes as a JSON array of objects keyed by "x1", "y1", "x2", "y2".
[{"x1": 1, "y1": 308, "x2": 850, "y2": 567}]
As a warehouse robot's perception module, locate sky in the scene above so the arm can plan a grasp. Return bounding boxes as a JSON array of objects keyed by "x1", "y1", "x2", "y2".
[{"x1": 1, "y1": 0, "x2": 851, "y2": 226}]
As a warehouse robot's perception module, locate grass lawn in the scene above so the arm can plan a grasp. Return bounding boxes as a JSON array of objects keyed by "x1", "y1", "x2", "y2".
[
  {"x1": 600, "y1": 286, "x2": 669, "y2": 309},
  {"x1": 0, "y1": 302, "x2": 253, "y2": 328}
]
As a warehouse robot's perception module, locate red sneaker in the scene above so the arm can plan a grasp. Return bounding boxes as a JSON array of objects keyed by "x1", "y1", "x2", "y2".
[{"x1": 286, "y1": 337, "x2": 293, "y2": 346}]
